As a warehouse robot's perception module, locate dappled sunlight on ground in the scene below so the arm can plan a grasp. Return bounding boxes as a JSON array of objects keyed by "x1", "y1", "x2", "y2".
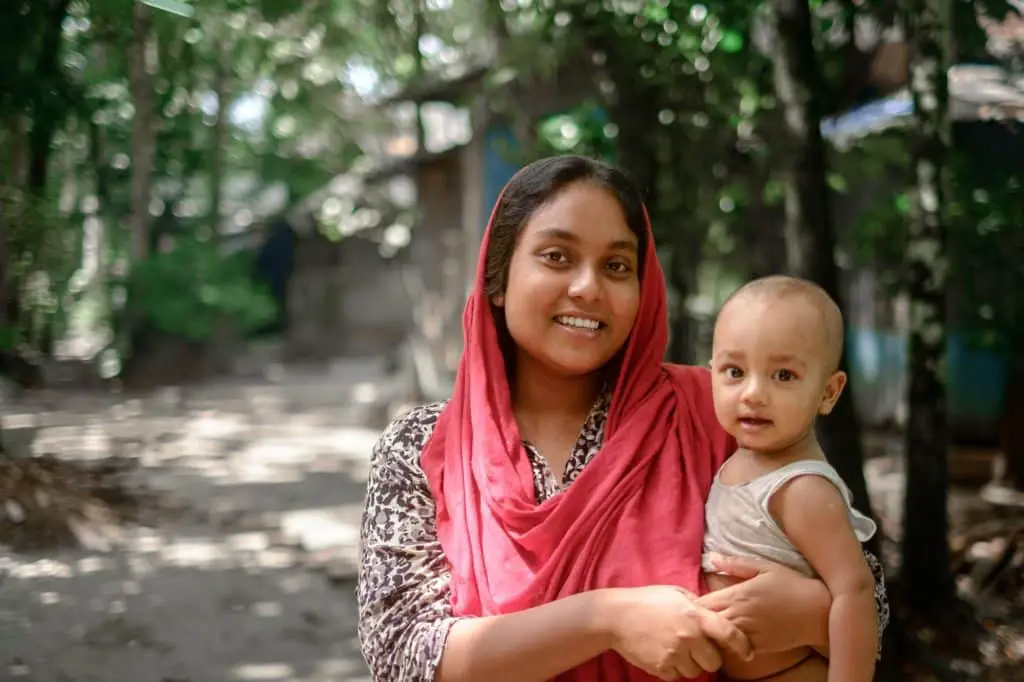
[
  {"x1": 1, "y1": 533, "x2": 368, "y2": 681},
  {"x1": 0, "y1": 358, "x2": 398, "y2": 681}
]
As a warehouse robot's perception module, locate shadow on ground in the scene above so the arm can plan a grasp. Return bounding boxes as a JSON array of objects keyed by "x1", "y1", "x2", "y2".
[{"x1": 0, "y1": 358, "x2": 403, "y2": 682}]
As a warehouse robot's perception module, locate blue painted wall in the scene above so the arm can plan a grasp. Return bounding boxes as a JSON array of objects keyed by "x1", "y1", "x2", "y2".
[
  {"x1": 847, "y1": 327, "x2": 1008, "y2": 432},
  {"x1": 482, "y1": 124, "x2": 522, "y2": 225}
]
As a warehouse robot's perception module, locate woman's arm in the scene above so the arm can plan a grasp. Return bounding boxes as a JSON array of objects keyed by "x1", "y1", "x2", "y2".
[
  {"x1": 696, "y1": 547, "x2": 889, "y2": 662},
  {"x1": 697, "y1": 555, "x2": 831, "y2": 653},
  {"x1": 696, "y1": 548, "x2": 888, "y2": 660},
  {"x1": 357, "y1": 404, "x2": 465, "y2": 682},
  {"x1": 864, "y1": 550, "x2": 889, "y2": 658},
  {"x1": 438, "y1": 586, "x2": 752, "y2": 682},
  {"x1": 436, "y1": 591, "x2": 614, "y2": 681}
]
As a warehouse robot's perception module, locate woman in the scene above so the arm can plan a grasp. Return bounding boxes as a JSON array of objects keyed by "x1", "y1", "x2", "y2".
[{"x1": 357, "y1": 155, "x2": 888, "y2": 682}]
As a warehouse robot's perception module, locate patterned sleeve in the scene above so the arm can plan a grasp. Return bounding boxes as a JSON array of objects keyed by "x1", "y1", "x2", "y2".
[
  {"x1": 864, "y1": 549, "x2": 890, "y2": 658},
  {"x1": 357, "y1": 402, "x2": 463, "y2": 682}
]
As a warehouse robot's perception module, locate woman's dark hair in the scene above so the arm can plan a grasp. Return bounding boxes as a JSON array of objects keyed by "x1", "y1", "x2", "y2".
[{"x1": 482, "y1": 155, "x2": 647, "y2": 300}]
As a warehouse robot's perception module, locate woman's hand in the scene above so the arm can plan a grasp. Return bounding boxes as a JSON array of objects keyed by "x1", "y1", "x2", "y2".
[
  {"x1": 696, "y1": 554, "x2": 832, "y2": 655},
  {"x1": 605, "y1": 585, "x2": 754, "y2": 680}
]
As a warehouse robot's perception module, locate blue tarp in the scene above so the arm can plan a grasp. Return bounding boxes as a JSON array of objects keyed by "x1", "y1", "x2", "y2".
[{"x1": 820, "y1": 90, "x2": 914, "y2": 143}]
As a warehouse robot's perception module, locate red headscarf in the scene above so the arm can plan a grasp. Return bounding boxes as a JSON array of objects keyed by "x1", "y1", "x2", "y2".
[{"x1": 420, "y1": 166, "x2": 733, "y2": 681}]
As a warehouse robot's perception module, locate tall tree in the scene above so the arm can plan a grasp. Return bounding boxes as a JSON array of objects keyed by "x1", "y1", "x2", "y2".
[
  {"x1": 127, "y1": 1, "x2": 157, "y2": 265},
  {"x1": 901, "y1": 0, "x2": 956, "y2": 612},
  {"x1": 766, "y1": 0, "x2": 876, "y2": 536}
]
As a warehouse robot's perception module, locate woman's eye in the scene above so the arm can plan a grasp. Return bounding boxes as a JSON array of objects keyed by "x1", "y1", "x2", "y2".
[
  {"x1": 607, "y1": 261, "x2": 632, "y2": 274},
  {"x1": 542, "y1": 251, "x2": 567, "y2": 264}
]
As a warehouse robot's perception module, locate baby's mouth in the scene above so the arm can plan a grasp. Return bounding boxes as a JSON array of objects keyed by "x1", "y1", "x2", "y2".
[{"x1": 738, "y1": 417, "x2": 772, "y2": 427}]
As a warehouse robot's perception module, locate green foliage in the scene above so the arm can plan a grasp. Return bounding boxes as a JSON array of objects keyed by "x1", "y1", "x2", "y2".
[
  {"x1": 0, "y1": 326, "x2": 18, "y2": 351},
  {"x1": 127, "y1": 238, "x2": 276, "y2": 341},
  {"x1": 2, "y1": 0, "x2": 1019, "y2": 373},
  {"x1": 0, "y1": 187, "x2": 81, "y2": 348},
  {"x1": 536, "y1": 102, "x2": 617, "y2": 159},
  {"x1": 949, "y1": 163, "x2": 1024, "y2": 353},
  {"x1": 836, "y1": 126, "x2": 1024, "y2": 355}
]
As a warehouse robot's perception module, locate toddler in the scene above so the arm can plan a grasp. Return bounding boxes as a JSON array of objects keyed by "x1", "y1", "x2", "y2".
[{"x1": 701, "y1": 275, "x2": 878, "y2": 682}]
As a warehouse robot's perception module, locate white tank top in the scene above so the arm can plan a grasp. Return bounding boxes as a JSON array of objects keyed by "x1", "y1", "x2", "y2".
[{"x1": 701, "y1": 459, "x2": 877, "y2": 577}]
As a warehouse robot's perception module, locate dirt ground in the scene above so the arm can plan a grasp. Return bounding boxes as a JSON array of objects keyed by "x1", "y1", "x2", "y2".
[{"x1": 0, "y1": 357, "x2": 405, "y2": 682}]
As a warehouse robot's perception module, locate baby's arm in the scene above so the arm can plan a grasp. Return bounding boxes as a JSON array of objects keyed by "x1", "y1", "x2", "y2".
[{"x1": 769, "y1": 475, "x2": 878, "y2": 682}]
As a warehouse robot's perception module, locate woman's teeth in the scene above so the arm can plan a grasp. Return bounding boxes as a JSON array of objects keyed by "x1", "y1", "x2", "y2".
[{"x1": 556, "y1": 316, "x2": 601, "y2": 331}]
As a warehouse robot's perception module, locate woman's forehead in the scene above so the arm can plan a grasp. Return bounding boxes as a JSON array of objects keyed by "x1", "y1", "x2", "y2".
[{"x1": 519, "y1": 183, "x2": 635, "y2": 245}]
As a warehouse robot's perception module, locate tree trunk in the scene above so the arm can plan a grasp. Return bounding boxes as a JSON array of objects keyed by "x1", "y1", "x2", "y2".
[
  {"x1": 28, "y1": 0, "x2": 72, "y2": 194},
  {"x1": 1000, "y1": 359, "x2": 1024, "y2": 490},
  {"x1": 666, "y1": 246, "x2": 697, "y2": 365},
  {"x1": 119, "y1": 2, "x2": 158, "y2": 366},
  {"x1": 127, "y1": 2, "x2": 157, "y2": 265},
  {"x1": 767, "y1": 0, "x2": 877, "y2": 540},
  {"x1": 209, "y1": 40, "x2": 228, "y2": 239},
  {"x1": 900, "y1": 0, "x2": 956, "y2": 613}
]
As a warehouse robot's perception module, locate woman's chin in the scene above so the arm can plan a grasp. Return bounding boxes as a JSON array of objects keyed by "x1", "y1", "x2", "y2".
[{"x1": 538, "y1": 354, "x2": 609, "y2": 380}]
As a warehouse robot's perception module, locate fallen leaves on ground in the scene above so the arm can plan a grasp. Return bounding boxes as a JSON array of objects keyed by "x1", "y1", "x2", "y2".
[{"x1": 0, "y1": 452, "x2": 152, "y2": 552}]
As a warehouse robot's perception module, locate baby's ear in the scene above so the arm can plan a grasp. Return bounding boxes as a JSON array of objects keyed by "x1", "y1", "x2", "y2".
[{"x1": 819, "y1": 370, "x2": 848, "y2": 415}]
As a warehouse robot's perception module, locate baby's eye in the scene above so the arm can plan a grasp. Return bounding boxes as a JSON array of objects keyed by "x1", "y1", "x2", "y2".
[
  {"x1": 724, "y1": 367, "x2": 743, "y2": 379},
  {"x1": 774, "y1": 369, "x2": 797, "y2": 382}
]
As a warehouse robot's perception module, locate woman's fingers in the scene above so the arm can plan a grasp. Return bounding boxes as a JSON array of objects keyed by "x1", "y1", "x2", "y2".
[
  {"x1": 707, "y1": 552, "x2": 771, "y2": 579},
  {"x1": 671, "y1": 654, "x2": 702, "y2": 679},
  {"x1": 684, "y1": 636, "x2": 723, "y2": 673},
  {"x1": 694, "y1": 607, "x2": 753, "y2": 661},
  {"x1": 694, "y1": 583, "x2": 736, "y2": 613}
]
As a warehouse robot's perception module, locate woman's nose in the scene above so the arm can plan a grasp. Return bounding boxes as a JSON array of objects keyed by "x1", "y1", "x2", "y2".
[{"x1": 568, "y1": 266, "x2": 601, "y2": 302}]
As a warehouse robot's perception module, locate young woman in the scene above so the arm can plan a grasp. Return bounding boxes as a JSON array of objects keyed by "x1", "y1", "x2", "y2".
[{"x1": 357, "y1": 155, "x2": 888, "y2": 682}]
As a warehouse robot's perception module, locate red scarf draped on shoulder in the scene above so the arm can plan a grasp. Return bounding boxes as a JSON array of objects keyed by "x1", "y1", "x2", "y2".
[{"x1": 420, "y1": 173, "x2": 734, "y2": 681}]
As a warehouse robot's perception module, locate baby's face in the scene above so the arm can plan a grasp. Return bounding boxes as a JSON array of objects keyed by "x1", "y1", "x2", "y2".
[{"x1": 710, "y1": 295, "x2": 845, "y2": 454}]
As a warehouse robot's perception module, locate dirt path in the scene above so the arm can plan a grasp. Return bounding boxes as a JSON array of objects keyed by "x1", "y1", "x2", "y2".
[{"x1": 0, "y1": 358, "x2": 405, "y2": 682}]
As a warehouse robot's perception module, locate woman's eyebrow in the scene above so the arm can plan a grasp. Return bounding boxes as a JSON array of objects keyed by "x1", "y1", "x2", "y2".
[
  {"x1": 533, "y1": 227, "x2": 637, "y2": 252},
  {"x1": 533, "y1": 227, "x2": 578, "y2": 242}
]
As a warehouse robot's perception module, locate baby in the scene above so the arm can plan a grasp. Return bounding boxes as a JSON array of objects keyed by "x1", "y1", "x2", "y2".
[{"x1": 700, "y1": 275, "x2": 878, "y2": 682}]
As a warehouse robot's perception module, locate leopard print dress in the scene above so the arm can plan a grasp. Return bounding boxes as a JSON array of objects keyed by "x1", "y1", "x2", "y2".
[{"x1": 356, "y1": 396, "x2": 890, "y2": 682}]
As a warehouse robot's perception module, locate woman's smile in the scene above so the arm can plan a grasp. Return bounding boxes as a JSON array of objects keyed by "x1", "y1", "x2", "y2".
[{"x1": 553, "y1": 314, "x2": 607, "y2": 338}]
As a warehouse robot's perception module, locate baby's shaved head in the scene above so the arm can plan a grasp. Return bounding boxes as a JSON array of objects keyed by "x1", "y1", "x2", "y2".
[{"x1": 718, "y1": 275, "x2": 845, "y2": 371}]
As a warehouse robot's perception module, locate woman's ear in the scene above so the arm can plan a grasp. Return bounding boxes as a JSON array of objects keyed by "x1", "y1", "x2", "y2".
[
  {"x1": 818, "y1": 371, "x2": 848, "y2": 415},
  {"x1": 491, "y1": 294, "x2": 505, "y2": 307}
]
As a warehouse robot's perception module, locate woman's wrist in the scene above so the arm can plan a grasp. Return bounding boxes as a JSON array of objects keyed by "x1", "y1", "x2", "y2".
[{"x1": 587, "y1": 588, "x2": 627, "y2": 651}]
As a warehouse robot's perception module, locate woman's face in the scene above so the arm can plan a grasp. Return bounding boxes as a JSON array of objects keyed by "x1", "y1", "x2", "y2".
[{"x1": 495, "y1": 181, "x2": 641, "y2": 379}]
